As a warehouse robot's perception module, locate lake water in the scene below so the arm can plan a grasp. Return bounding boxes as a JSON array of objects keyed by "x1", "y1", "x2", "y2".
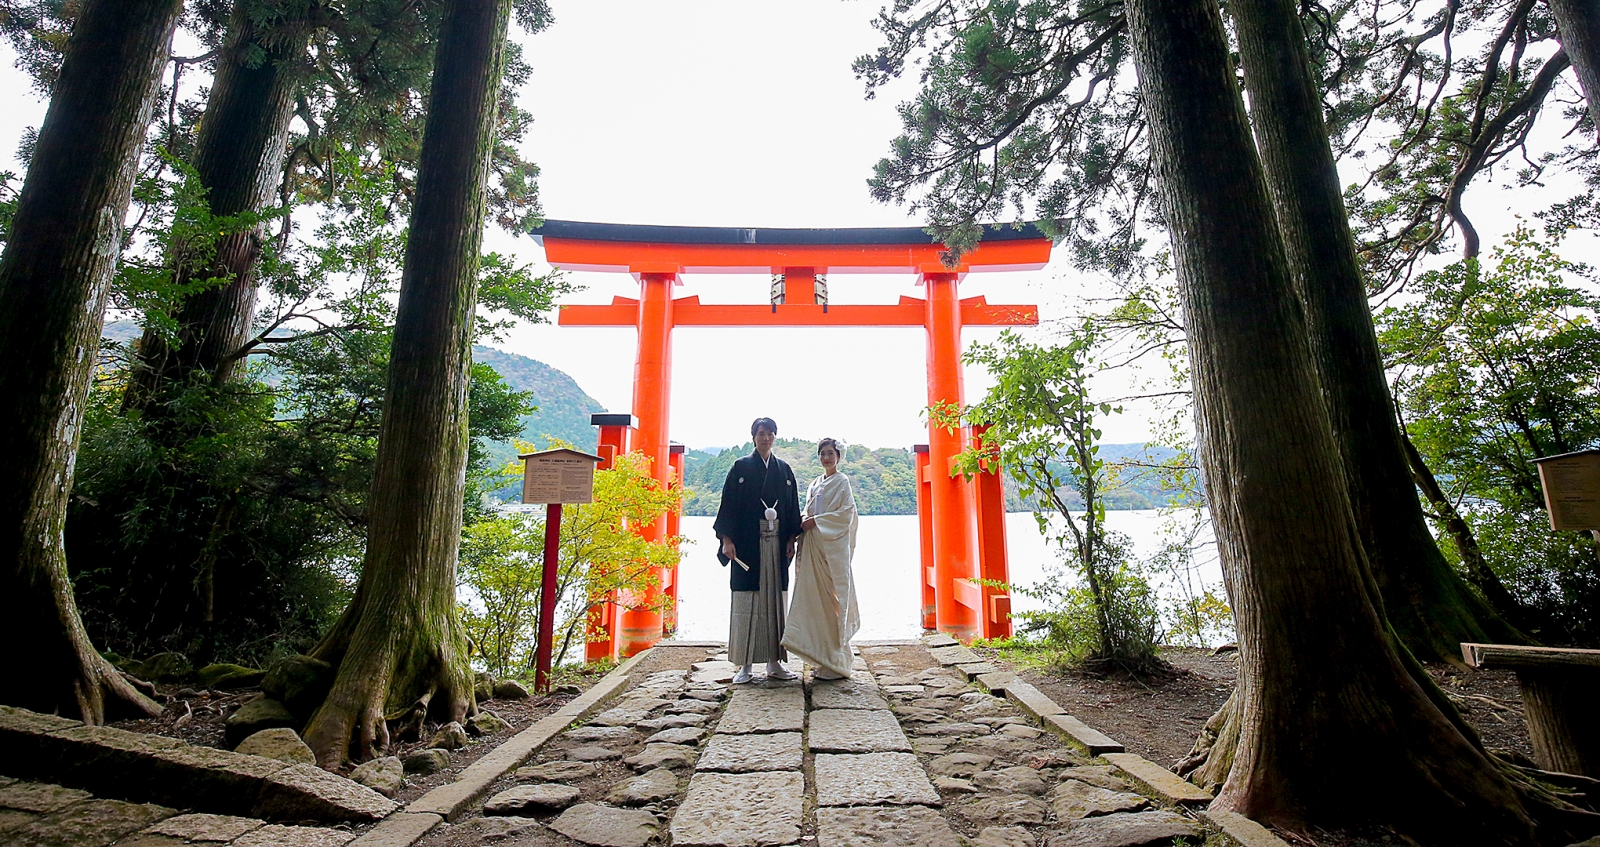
[{"x1": 673, "y1": 511, "x2": 1223, "y2": 642}]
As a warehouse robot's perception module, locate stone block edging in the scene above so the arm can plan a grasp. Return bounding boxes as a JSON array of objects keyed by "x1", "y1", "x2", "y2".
[
  {"x1": 403, "y1": 647, "x2": 652, "y2": 826},
  {"x1": 1100, "y1": 752, "x2": 1214, "y2": 805},
  {"x1": 1001, "y1": 681, "x2": 1066, "y2": 721},
  {"x1": 1199, "y1": 810, "x2": 1294, "y2": 847},
  {"x1": 960, "y1": 654, "x2": 1221, "y2": 810},
  {"x1": 1042, "y1": 713, "x2": 1124, "y2": 756}
]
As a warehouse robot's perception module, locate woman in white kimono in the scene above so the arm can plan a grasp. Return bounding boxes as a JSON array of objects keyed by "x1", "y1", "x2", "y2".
[{"x1": 781, "y1": 438, "x2": 861, "y2": 680}]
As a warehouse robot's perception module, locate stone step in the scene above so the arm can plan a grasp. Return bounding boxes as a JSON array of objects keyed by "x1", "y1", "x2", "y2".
[{"x1": 0, "y1": 706, "x2": 393, "y2": 823}]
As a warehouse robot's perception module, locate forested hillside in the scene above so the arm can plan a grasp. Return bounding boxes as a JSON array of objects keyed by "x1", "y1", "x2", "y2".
[
  {"x1": 682, "y1": 439, "x2": 1188, "y2": 516},
  {"x1": 472, "y1": 345, "x2": 604, "y2": 472}
]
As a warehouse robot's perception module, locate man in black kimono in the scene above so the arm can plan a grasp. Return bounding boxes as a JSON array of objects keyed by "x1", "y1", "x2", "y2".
[{"x1": 713, "y1": 416, "x2": 803, "y2": 683}]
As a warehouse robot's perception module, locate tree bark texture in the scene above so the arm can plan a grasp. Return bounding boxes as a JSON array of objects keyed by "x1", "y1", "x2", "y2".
[
  {"x1": 124, "y1": 2, "x2": 304, "y2": 407},
  {"x1": 1230, "y1": 0, "x2": 1526, "y2": 663},
  {"x1": 0, "y1": 0, "x2": 179, "y2": 722},
  {"x1": 1548, "y1": 0, "x2": 1600, "y2": 144},
  {"x1": 303, "y1": 0, "x2": 510, "y2": 767},
  {"x1": 1124, "y1": 0, "x2": 1559, "y2": 840}
]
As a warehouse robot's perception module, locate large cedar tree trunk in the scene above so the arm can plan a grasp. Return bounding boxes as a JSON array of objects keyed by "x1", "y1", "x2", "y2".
[
  {"x1": 1124, "y1": 0, "x2": 1589, "y2": 840},
  {"x1": 109, "y1": 1, "x2": 304, "y2": 663},
  {"x1": 1548, "y1": 0, "x2": 1600, "y2": 144},
  {"x1": 1229, "y1": 0, "x2": 1528, "y2": 660},
  {"x1": 302, "y1": 0, "x2": 509, "y2": 767},
  {"x1": 0, "y1": 0, "x2": 180, "y2": 722},
  {"x1": 124, "y1": 2, "x2": 303, "y2": 406}
]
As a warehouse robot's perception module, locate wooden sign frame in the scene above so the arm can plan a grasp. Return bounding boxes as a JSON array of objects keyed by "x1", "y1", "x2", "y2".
[
  {"x1": 520, "y1": 448, "x2": 603, "y2": 505},
  {"x1": 1533, "y1": 449, "x2": 1600, "y2": 532}
]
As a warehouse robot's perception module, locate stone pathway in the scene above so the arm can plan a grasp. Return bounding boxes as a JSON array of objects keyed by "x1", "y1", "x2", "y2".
[{"x1": 411, "y1": 638, "x2": 1255, "y2": 847}]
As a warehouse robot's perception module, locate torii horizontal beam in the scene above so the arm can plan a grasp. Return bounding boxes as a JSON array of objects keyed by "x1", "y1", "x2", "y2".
[
  {"x1": 531, "y1": 219, "x2": 1053, "y2": 274},
  {"x1": 559, "y1": 294, "x2": 1039, "y2": 328}
]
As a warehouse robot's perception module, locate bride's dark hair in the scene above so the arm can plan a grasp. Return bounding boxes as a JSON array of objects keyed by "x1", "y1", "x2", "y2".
[{"x1": 817, "y1": 438, "x2": 843, "y2": 460}]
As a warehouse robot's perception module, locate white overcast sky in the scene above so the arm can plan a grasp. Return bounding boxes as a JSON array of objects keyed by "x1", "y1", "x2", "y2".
[{"x1": 0, "y1": 0, "x2": 1591, "y2": 451}]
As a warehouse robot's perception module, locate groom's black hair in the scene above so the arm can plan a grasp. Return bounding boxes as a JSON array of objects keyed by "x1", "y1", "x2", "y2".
[{"x1": 751, "y1": 417, "x2": 778, "y2": 437}]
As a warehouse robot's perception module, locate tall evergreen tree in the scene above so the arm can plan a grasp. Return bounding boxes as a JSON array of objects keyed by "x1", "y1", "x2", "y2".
[
  {"x1": 855, "y1": 0, "x2": 1560, "y2": 662},
  {"x1": 0, "y1": 0, "x2": 180, "y2": 722},
  {"x1": 1229, "y1": 0, "x2": 1530, "y2": 652},
  {"x1": 1127, "y1": 0, "x2": 1590, "y2": 838},
  {"x1": 1546, "y1": 0, "x2": 1599, "y2": 144},
  {"x1": 302, "y1": 0, "x2": 511, "y2": 766},
  {"x1": 122, "y1": 0, "x2": 307, "y2": 407}
]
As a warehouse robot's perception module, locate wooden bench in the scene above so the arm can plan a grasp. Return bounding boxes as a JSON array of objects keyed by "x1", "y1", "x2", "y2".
[{"x1": 1461, "y1": 643, "x2": 1600, "y2": 777}]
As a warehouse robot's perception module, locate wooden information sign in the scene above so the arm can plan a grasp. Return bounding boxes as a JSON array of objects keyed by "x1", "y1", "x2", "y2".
[
  {"x1": 519, "y1": 448, "x2": 602, "y2": 693},
  {"x1": 520, "y1": 448, "x2": 602, "y2": 505},
  {"x1": 1533, "y1": 449, "x2": 1600, "y2": 531}
]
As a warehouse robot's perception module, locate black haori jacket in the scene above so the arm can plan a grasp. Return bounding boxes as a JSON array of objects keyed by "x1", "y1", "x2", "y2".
[{"x1": 712, "y1": 452, "x2": 802, "y2": 592}]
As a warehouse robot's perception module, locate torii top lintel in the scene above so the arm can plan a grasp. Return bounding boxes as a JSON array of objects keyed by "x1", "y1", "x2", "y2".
[{"x1": 531, "y1": 219, "x2": 1053, "y2": 275}]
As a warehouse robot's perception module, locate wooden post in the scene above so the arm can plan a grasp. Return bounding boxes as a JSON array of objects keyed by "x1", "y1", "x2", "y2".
[
  {"x1": 1462, "y1": 642, "x2": 1600, "y2": 776},
  {"x1": 535, "y1": 502, "x2": 562, "y2": 693}
]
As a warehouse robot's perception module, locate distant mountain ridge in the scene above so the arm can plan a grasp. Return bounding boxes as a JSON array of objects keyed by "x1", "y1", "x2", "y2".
[{"x1": 472, "y1": 345, "x2": 605, "y2": 453}]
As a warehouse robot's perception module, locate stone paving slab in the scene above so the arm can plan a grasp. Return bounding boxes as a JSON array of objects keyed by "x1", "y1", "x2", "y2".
[
  {"x1": 233, "y1": 824, "x2": 354, "y2": 847},
  {"x1": 814, "y1": 753, "x2": 940, "y2": 807},
  {"x1": 697, "y1": 731, "x2": 803, "y2": 772},
  {"x1": 715, "y1": 686, "x2": 804, "y2": 734},
  {"x1": 928, "y1": 645, "x2": 982, "y2": 665},
  {"x1": 550, "y1": 802, "x2": 659, "y2": 847},
  {"x1": 347, "y1": 812, "x2": 440, "y2": 847},
  {"x1": 0, "y1": 780, "x2": 92, "y2": 813},
  {"x1": 955, "y1": 662, "x2": 999, "y2": 680},
  {"x1": 808, "y1": 709, "x2": 911, "y2": 753},
  {"x1": 10, "y1": 798, "x2": 175, "y2": 847},
  {"x1": 811, "y1": 680, "x2": 889, "y2": 711},
  {"x1": 816, "y1": 805, "x2": 964, "y2": 847},
  {"x1": 1046, "y1": 810, "x2": 1199, "y2": 847},
  {"x1": 922, "y1": 634, "x2": 958, "y2": 648},
  {"x1": 144, "y1": 812, "x2": 264, "y2": 841},
  {"x1": 1200, "y1": 811, "x2": 1294, "y2": 847},
  {"x1": 670, "y1": 771, "x2": 803, "y2": 847}
]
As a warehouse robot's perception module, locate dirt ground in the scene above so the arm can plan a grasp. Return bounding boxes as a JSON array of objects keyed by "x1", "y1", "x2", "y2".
[
  {"x1": 977, "y1": 645, "x2": 1555, "y2": 847},
  {"x1": 977, "y1": 646, "x2": 1535, "y2": 771}
]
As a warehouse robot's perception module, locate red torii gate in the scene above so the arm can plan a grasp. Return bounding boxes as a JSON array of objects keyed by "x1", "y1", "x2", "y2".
[{"x1": 532, "y1": 220, "x2": 1051, "y2": 659}]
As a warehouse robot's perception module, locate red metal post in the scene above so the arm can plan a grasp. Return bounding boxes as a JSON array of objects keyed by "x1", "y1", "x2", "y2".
[
  {"x1": 924, "y1": 273, "x2": 981, "y2": 641},
  {"x1": 971, "y1": 424, "x2": 1013, "y2": 640},
  {"x1": 619, "y1": 273, "x2": 675, "y2": 656},
  {"x1": 535, "y1": 502, "x2": 563, "y2": 693},
  {"x1": 914, "y1": 444, "x2": 937, "y2": 631},
  {"x1": 664, "y1": 444, "x2": 686, "y2": 636},
  {"x1": 586, "y1": 415, "x2": 632, "y2": 664}
]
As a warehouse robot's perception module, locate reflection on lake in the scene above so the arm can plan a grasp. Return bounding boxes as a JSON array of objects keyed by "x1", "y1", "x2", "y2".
[{"x1": 673, "y1": 511, "x2": 1221, "y2": 643}]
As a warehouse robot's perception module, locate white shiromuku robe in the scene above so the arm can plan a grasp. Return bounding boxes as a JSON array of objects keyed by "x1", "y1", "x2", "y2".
[{"x1": 781, "y1": 471, "x2": 860, "y2": 678}]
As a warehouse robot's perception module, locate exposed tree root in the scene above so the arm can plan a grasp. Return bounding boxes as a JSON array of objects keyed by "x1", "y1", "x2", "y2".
[
  {"x1": 301, "y1": 588, "x2": 474, "y2": 769},
  {"x1": 0, "y1": 556, "x2": 164, "y2": 724}
]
